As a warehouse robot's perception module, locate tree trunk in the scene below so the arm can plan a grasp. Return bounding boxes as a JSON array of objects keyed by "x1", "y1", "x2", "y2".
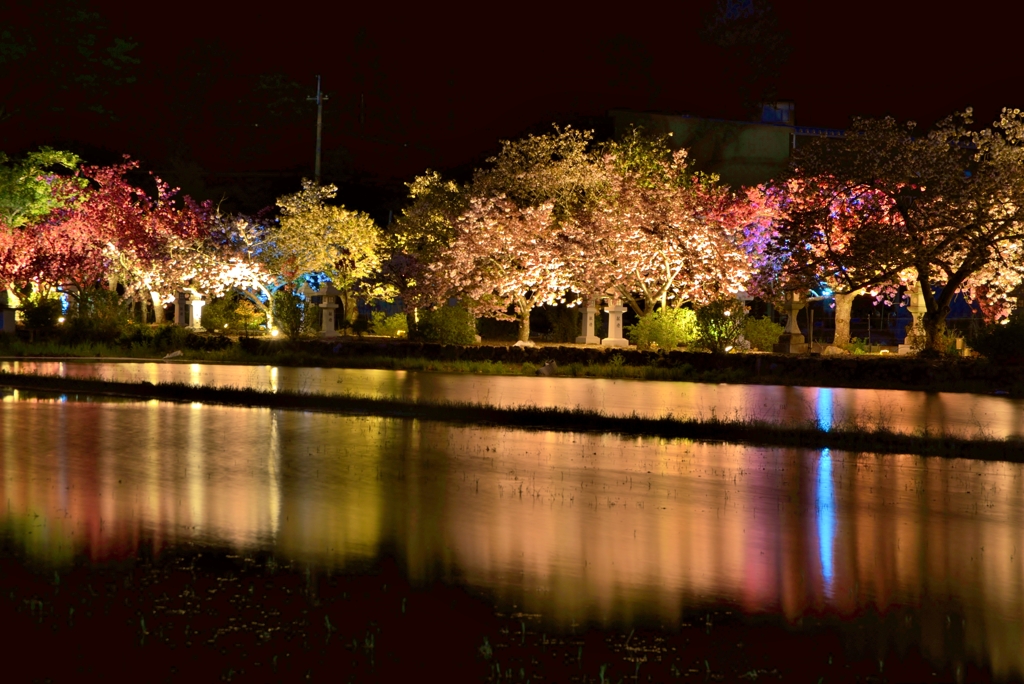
[
  {"x1": 831, "y1": 290, "x2": 861, "y2": 347},
  {"x1": 923, "y1": 306, "x2": 950, "y2": 353},
  {"x1": 516, "y1": 313, "x2": 532, "y2": 342},
  {"x1": 340, "y1": 290, "x2": 359, "y2": 329},
  {"x1": 150, "y1": 291, "x2": 166, "y2": 324}
]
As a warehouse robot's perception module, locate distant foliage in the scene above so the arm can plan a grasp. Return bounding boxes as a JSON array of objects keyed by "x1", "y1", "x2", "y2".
[{"x1": 969, "y1": 312, "x2": 1024, "y2": 362}]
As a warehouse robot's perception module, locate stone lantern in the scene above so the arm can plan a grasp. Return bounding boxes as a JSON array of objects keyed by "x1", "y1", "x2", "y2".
[
  {"x1": 601, "y1": 296, "x2": 629, "y2": 348},
  {"x1": 188, "y1": 291, "x2": 206, "y2": 331},
  {"x1": 575, "y1": 295, "x2": 600, "y2": 345},
  {"x1": 175, "y1": 292, "x2": 189, "y2": 327},
  {"x1": 319, "y1": 282, "x2": 339, "y2": 337},
  {"x1": 898, "y1": 282, "x2": 928, "y2": 354},
  {"x1": 772, "y1": 291, "x2": 808, "y2": 354}
]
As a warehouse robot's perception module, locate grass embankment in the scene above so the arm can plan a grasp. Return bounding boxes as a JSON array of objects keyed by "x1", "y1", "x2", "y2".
[
  {"x1": 3, "y1": 372, "x2": 1021, "y2": 461},
  {"x1": 4, "y1": 333, "x2": 1024, "y2": 394}
]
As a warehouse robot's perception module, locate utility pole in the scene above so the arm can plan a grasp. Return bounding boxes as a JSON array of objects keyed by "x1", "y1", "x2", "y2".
[{"x1": 307, "y1": 75, "x2": 328, "y2": 184}]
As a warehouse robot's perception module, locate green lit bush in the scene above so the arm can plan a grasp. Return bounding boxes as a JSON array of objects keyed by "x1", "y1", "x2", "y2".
[
  {"x1": 416, "y1": 305, "x2": 477, "y2": 345},
  {"x1": 369, "y1": 311, "x2": 408, "y2": 338},
  {"x1": 743, "y1": 316, "x2": 784, "y2": 351},
  {"x1": 273, "y1": 289, "x2": 317, "y2": 340},
  {"x1": 20, "y1": 294, "x2": 63, "y2": 329},
  {"x1": 626, "y1": 307, "x2": 697, "y2": 351},
  {"x1": 694, "y1": 298, "x2": 746, "y2": 353},
  {"x1": 200, "y1": 295, "x2": 241, "y2": 332}
]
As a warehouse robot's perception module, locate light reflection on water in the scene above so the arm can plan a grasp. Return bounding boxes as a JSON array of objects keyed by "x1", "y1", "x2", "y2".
[
  {"x1": 1, "y1": 396, "x2": 1024, "y2": 678},
  {"x1": 817, "y1": 448, "x2": 835, "y2": 594},
  {"x1": 4, "y1": 359, "x2": 1023, "y2": 438}
]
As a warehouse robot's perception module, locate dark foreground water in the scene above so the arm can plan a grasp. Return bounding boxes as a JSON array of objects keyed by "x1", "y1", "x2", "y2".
[
  {"x1": 5, "y1": 359, "x2": 1024, "y2": 438},
  {"x1": 1, "y1": 391, "x2": 1023, "y2": 681}
]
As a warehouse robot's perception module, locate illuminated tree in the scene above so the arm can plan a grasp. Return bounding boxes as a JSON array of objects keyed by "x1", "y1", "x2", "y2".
[
  {"x1": 566, "y1": 133, "x2": 767, "y2": 315},
  {"x1": 777, "y1": 111, "x2": 1024, "y2": 351},
  {"x1": 273, "y1": 180, "x2": 391, "y2": 324},
  {"x1": 19, "y1": 158, "x2": 213, "y2": 319},
  {"x1": 385, "y1": 170, "x2": 466, "y2": 326},
  {"x1": 470, "y1": 125, "x2": 604, "y2": 221},
  {"x1": 418, "y1": 196, "x2": 563, "y2": 341},
  {"x1": 0, "y1": 148, "x2": 82, "y2": 228},
  {"x1": 756, "y1": 176, "x2": 915, "y2": 347}
]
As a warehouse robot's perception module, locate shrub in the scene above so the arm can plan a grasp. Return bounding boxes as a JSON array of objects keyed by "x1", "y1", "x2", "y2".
[
  {"x1": 62, "y1": 288, "x2": 131, "y2": 343},
  {"x1": 743, "y1": 316, "x2": 784, "y2": 351},
  {"x1": 626, "y1": 307, "x2": 697, "y2": 351},
  {"x1": 234, "y1": 299, "x2": 265, "y2": 334},
  {"x1": 416, "y1": 305, "x2": 477, "y2": 345},
  {"x1": 20, "y1": 295, "x2": 63, "y2": 329},
  {"x1": 694, "y1": 298, "x2": 746, "y2": 353},
  {"x1": 200, "y1": 295, "x2": 241, "y2": 332},
  {"x1": 273, "y1": 289, "x2": 317, "y2": 340},
  {"x1": 370, "y1": 311, "x2": 408, "y2": 338}
]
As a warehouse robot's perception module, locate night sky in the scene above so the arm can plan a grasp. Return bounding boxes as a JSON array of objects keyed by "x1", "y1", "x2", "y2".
[{"x1": 3, "y1": 0, "x2": 1020, "y2": 214}]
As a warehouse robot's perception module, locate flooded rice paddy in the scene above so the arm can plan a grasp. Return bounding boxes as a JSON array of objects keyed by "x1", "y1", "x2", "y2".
[
  {"x1": 5, "y1": 359, "x2": 1024, "y2": 438},
  {"x1": 2, "y1": 391, "x2": 1023, "y2": 680}
]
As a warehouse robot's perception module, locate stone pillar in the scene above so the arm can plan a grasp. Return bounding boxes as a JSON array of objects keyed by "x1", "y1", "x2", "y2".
[
  {"x1": 773, "y1": 291, "x2": 808, "y2": 354},
  {"x1": 0, "y1": 307, "x2": 14, "y2": 334},
  {"x1": 601, "y1": 297, "x2": 629, "y2": 348},
  {"x1": 175, "y1": 292, "x2": 189, "y2": 327},
  {"x1": 575, "y1": 296, "x2": 600, "y2": 345},
  {"x1": 319, "y1": 283, "x2": 339, "y2": 338},
  {"x1": 189, "y1": 296, "x2": 206, "y2": 331},
  {"x1": 898, "y1": 282, "x2": 928, "y2": 354},
  {"x1": 0, "y1": 290, "x2": 14, "y2": 333}
]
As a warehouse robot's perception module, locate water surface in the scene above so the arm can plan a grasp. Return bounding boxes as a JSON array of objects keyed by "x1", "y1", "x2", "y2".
[
  {"x1": 5, "y1": 359, "x2": 1024, "y2": 438},
  {"x1": 2, "y1": 392, "x2": 1023, "y2": 679}
]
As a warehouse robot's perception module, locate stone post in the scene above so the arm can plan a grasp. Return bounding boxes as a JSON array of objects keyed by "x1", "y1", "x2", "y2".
[
  {"x1": 601, "y1": 297, "x2": 629, "y2": 348},
  {"x1": 0, "y1": 290, "x2": 14, "y2": 334},
  {"x1": 773, "y1": 291, "x2": 808, "y2": 354},
  {"x1": 175, "y1": 292, "x2": 189, "y2": 327},
  {"x1": 319, "y1": 283, "x2": 339, "y2": 338},
  {"x1": 575, "y1": 295, "x2": 600, "y2": 345},
  {"x1": 188, "y1": 295, "x2": 206, "y2": 331},
  {"x1": 898, "y1": 282, "x2": 928, "y2": 354},
  {"x1": 0, "y1": 308, "x2": 14, "y2": 334}
]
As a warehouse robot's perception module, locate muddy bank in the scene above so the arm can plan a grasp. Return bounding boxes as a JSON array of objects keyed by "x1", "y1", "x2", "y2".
[{"x1": 0, "y1": 548, "x2": 978, "y2": 683}]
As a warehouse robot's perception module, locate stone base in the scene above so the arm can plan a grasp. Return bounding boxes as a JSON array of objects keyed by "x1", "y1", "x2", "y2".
[
  {"x1": 320, "y1": 329, "x2": 338, "y2": 338},
  {"x1": 601, "y1": 337, "x2": 629, "y2": 348},
  {"x1": 0, "y1": 308, "x2": 14, "y2": 333},
  {"x1": 897, "y1": 344, "x2": 916, "y2": 355},
  {"x1": 575, "y1": 335, "x2": 600, "y2": 345},
  {"x1": 773, "y1": 333, "x2": 808, "y2": 354}
]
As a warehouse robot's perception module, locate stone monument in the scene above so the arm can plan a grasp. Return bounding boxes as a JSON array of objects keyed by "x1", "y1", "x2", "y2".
[
  {"x1": 575, "y1": 295, "x2": 600, "y2": 345},
  {"x1": 773, "y1": 291, "x2": 808, "y2": 354},
  {"x1": 601, "y1": 297, "x2": 629, "y2": 348}
]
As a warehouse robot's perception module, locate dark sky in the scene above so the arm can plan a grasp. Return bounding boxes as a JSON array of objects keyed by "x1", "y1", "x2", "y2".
[{"x1": 4, "y1": 0, "x2": 1020, "y2": 210}]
